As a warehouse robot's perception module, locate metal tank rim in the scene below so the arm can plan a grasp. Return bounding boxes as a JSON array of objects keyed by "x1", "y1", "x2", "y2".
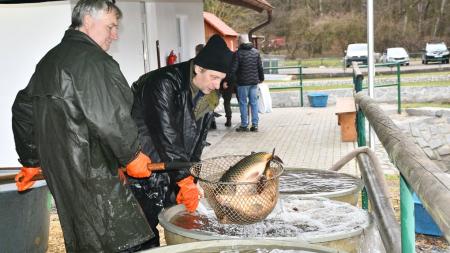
[
  {"x1": 158, "y1": 197, "x2": 373, "y2": 244},
  {"x1": 142, "y1": 239, "x2": 348, "y2": 253},
  {"x1": 0, "y1": 169, "x2": 47, "y2": 191}
]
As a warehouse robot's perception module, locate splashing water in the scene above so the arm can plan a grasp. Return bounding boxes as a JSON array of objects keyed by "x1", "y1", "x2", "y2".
[{"x1": 169, "y1": 195, "x2": 370, "y2": 240}]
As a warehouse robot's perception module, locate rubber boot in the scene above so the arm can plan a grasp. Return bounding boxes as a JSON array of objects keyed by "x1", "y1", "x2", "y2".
[
  {"x1": 225, "y1": 117, "x2": 232, "y2": 127},
  {"x1": 210, "y1": 119, "x2": 217, "y2": 130}
]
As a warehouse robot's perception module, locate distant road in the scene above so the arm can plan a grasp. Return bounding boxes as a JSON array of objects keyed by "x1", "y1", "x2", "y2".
[{"x1": 277, "y1": 60, "x2": 450, "y2": 77}]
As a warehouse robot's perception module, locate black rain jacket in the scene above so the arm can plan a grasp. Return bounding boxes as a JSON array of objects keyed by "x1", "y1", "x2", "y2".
[
  {"x1": 11, "y1": 29, "x2": 153, "y2": 253},
  {"x1": 130, "y1": 60, "x2": 213, "y2": 198},
  {"x1": 230, "y1": 43, "x2": 265, "y2": 86}
]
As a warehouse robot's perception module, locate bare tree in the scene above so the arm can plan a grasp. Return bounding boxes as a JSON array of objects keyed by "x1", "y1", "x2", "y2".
[{"x1": 433, "y1": 0, "x2": 447, "y2": 37}]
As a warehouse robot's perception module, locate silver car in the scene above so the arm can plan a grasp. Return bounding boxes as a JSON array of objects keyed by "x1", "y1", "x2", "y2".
[
  {"x1": 383, "y1": 47, "x2": 410, "y2": 66},
  {"x1": 422, "y1": 42, "x2": 449, "y2": 64}
]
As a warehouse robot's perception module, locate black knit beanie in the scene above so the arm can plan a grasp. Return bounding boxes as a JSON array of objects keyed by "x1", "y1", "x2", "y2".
[{"x1": 194, "y1": 34, "x2": 232, "y2": 73}]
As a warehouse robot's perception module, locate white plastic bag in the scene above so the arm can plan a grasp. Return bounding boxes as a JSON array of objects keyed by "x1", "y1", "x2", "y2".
[{"x1": 258, "y1": 83, "x2": 272, "y2": 113}]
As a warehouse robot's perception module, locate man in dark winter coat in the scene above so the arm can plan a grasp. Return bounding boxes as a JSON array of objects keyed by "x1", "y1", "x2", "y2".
[
  {"x1": 12, "y1": 1, "x2": 155, "y2": 252},
  {"x1": 129, "y1": 34, "x2": 233, "y2": 247},
  {"x1": 231, "y1": 34, "x2": 265, "y2": 132}
]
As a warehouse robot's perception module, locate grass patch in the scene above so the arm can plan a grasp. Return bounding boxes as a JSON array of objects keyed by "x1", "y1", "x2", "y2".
[
  {"x1": 402, "y1": 102, "x2": 450, "y2": 108},
  {"x1": 282, "y1": 58, "x2": 343, "y2": 68},
  {"x1": 268, "y1": 79, "x2": 450, "y2": 92},
  {"x1": 385, "y1": 174, "x2": 400, "y2": 180},
  {"x1": 397, "y1": 81, "x2": 450, "y2": 87}
]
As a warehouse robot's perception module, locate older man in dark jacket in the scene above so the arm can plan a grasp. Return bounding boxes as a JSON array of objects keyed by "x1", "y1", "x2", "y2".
[
  {"x1": 12, "y1": 1, "x2": 154, "y2": 252},
  {"x1": 129, "y1": 34, "x2": 233, "y2": 247},
  {"x1": 231, "y1": 34, "x2": 265, "y2": 132}
]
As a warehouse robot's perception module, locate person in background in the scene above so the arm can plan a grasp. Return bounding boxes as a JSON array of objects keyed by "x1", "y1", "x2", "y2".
[
  {"x1": 128, "y1": 34, "x2": 233, "y2": 247},
  {"x1": 220, "y1": 51, "x2": 237, "y2": 127},
  {"x1": 12, "y1": 0, "x2": 154, "y2": 252},
  {"x1": 231, "y1": 34, "x2": 265, "y2": 132}
]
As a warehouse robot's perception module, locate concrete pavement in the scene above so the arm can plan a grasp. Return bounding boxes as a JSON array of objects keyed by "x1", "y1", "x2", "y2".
[{"x1": 202, "y1": 106, "x2": 359, "y2": 176}]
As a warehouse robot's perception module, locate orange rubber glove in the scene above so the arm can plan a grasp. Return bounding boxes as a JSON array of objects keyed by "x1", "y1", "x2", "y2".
[
  {"x1": 126, "y1": 152, "x2": 152, "y2": 178},
  {"x1": 176, "y1": 176, "x2": 199, "y2": 212},
  {"x1": 15, "y1": 167, "x2": 42, "y2": 192}
]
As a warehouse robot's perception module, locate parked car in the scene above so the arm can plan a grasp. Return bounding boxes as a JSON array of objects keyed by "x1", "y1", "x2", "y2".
[
  {"x1": 344, "y1": 43, "x2": 368, "y2": 67},
  {"x1": 422, "y1": 42, "x2": 449, "y2": 64},
  {"x1": 382, "y1": 47, "x2": 410, "y2": 66}
]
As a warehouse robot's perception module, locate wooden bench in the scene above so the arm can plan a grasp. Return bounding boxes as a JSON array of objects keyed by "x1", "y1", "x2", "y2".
[{"x1": 335, "y1": 97, "x2": 357, "y2": 142}]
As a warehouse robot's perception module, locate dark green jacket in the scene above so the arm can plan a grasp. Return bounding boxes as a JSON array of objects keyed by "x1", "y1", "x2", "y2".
[{"x1": 12, "y1": 29, "x2": 153, "y2": 253}]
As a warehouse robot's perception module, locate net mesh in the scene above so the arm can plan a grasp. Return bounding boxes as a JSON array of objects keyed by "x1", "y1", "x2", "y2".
[{"x1": 190, "y1": 155, "x2": 284, "y2": 224}]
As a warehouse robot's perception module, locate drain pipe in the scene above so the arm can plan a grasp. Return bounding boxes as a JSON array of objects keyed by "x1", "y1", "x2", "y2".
[
  {"x1": 248, "y1": 10, "x2": 272, "y2": 47},
  {"x1": 330, "y1": 146, "x2": 401, "y2": 253}
]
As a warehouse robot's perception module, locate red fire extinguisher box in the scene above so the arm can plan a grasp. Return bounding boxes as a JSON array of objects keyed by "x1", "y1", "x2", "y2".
[{"x1": 167, "y1": 50, "x2": 177, "y2": 65}]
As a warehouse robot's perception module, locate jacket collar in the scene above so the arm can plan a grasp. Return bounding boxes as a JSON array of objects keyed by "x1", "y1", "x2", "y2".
[
  {"x1": 239, "y1": 43, "x2": 253, "y2": 50},
  {"x1": 62, "y1": 29, "x2": 104, "y2": 51}
]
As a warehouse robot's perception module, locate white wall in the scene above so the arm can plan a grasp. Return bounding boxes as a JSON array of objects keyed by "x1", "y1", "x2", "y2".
[
  {"x1": 0, "y1": 2, "x2": 72, "y2": 166},
  {"x1": 111, "y1": 1, "x2": 146, "y2": 84},
  {"x1": 0, "y1": 0, "x2": 204, "y2": 166},
  {"x1": 145, "y1": 0, "x2": 205, "y2": 70}
]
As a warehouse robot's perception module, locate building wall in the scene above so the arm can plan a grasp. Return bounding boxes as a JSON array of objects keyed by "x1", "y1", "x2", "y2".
[
  {"x1": 0, "y1": 2, "x2": 72, "y2": 166},
  {"x1": 204, "y1": 22, "x2": 238, "y2": 51},
  {"x1": 145, "y1": 0, "x2": 204, "y2": 70}
]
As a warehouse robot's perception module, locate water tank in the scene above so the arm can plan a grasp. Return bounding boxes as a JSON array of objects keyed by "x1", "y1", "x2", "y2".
[
  {"x1": 0, "y1": 169, "x2": 50, "y2": 253},
  {"x1": 144, "y1": 239, "x2": 347, "y2": 253}
]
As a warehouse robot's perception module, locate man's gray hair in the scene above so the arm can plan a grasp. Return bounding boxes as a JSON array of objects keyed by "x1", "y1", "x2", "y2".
[{"x1": 70, "y1": 0, "x2": 122, "y2": 29}]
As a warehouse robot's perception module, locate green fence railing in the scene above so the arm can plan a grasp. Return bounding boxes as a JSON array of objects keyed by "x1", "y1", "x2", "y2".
[
  {"x1": 263, "y1": 65, "x2": 304, "y2": 107},
  {"x1": 358, "y1": 62, "x2": 402, "y2": 114}
]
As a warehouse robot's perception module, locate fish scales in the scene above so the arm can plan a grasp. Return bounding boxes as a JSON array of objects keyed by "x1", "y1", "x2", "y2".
[{"x1": 219, "y1": 152, "x2": 281, "y2": 183}]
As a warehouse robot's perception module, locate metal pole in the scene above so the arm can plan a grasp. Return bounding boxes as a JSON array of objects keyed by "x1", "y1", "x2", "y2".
[
  {"x1": 367, "y1": 0, "x2": 375, "y2": 149},
  {"x1": 299, "y1": 65, "x2": 303, "y2": 107},
  {"x1": 397, "y1": 63, "x2": 401, "y2": 114},
  {"x1": 353, "y1": 67, "x2": 369, "y2": 210},
  {"x1": 400, "y1": 176, "x2": 415, "y2": 253}
]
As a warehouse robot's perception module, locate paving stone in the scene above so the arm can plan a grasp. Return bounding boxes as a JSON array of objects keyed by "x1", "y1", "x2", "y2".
[
  {"x1": 423, "y1": 147, "x2": 437, "y2": 160},
  {"x1": 421, "y1": 128, "x2": 432, "y2": 141},
  {"x1": 440, "y1": 125, "x2": 450, "y2": 135},
  {"x1": 415, "y1": 137, "x2": 429, "y2": 148},
  {"x1": 410, "y1": 125, "x2": 421, "y2": 137},
  {"x1": 430, "y1": 125, "x2": 440, "y2": 135},
  {"x1": 429, "y1": 138, "x2": 443, "y2": 149},
  {"x1": 437, "y1": 145, "x2": 450, "y2": 156}
]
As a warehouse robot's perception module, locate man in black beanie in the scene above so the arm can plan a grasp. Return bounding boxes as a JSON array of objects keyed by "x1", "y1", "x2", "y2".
[{"x1": 126, "y1": 34, "x2": 232, "y2": 248}]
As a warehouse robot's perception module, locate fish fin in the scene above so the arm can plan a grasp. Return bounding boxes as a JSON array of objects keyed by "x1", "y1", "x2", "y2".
[
  {"x1": 256, "y1": 176, "x2": 266, "y2": 194},
  {"x1": 272, "y1": 155, "x2": 283, "y2": 164},
  {"x1": 270, "y1": 148, "x2": 283, "y2": 164}
]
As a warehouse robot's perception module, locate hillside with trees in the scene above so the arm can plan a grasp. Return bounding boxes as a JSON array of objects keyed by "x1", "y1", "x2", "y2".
[{"x1": 205, "y1": 0, "x2": 450, "y2": 59}]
